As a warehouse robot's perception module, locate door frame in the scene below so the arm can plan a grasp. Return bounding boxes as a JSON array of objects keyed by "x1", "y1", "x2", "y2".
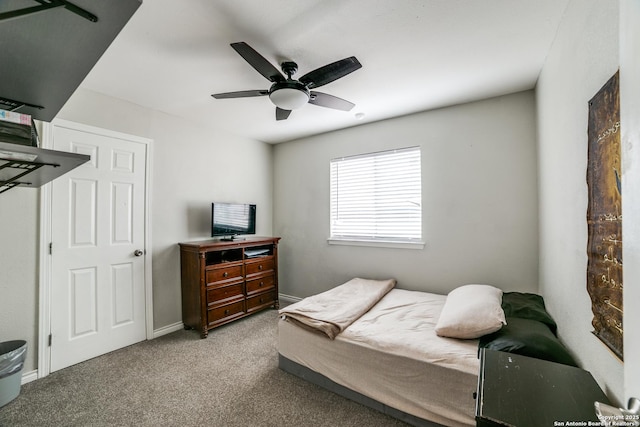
[{"x1": 37, "y1": 119, "x2": 153, "y2": 378}]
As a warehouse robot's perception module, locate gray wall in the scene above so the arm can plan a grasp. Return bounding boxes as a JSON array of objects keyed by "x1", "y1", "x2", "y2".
[
  {"x1": 273, "y1": 91, "x2": 539, "y2": 298},
  {"x1": 536, "y1": 0, "x2": 623, "y2": 404},
  {"x1": 0, "y1": 190, "x2": 39, "y2": 374}
]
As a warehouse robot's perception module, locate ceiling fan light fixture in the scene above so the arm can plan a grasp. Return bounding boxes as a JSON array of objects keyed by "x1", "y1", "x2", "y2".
[
  {"x1": 212, "y1": 42, "x2": 361, "y2": 120},
  {"x1": 269, "y1": 87, "x2": 309, "y2": 110}
]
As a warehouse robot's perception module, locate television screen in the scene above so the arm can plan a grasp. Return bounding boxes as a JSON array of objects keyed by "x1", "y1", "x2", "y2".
[{"x1": 212, "y1": 203, "x2": 256, "y2": 239}]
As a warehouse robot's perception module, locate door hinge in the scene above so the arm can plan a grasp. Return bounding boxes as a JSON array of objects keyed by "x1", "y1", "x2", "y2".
[
  {"x1": 48, "y1": 334, "x2": 52, "y2": 346},
  {"x1": 49, "y1": 242, "x2": 53, "y2": 255}
]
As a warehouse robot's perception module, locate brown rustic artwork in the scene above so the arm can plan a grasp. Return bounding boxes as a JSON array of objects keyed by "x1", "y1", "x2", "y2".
[{"x1": 586, "y1": 70, "x2": 623, "y2": 361}]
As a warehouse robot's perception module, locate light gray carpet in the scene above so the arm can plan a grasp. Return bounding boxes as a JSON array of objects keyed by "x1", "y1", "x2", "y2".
[{"x1": 0, "y1": 309, "x2": 409, "y2": 426}]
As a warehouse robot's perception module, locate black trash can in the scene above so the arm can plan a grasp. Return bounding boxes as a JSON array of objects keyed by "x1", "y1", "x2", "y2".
[{"x1": 0, "y1": 340, "x2": 27, "y2": 407}]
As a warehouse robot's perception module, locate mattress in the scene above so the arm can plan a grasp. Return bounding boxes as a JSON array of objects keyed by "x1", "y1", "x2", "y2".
[{"x1": 278, "y1": 289, "x2": 479, "y2": 427}]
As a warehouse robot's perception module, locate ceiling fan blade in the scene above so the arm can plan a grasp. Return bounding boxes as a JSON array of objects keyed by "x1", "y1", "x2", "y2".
[
  {"x1": 276, "y1": 107, "x2": 291, "y2": 121},
  {"x1": 211, "y1": 90, "x2": 268, "y2": 99},
  {"x1": 230, "y1": 42, "x2": 285, "y2": 83},
  {"x1": 309, "y1": 91, "x2": 355, "y2": 111},
  {"x1": 299, "y1": 57, "x2": 362, "y2": 89}
]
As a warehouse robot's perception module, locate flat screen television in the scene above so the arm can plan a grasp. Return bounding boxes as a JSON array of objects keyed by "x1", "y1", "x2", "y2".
[{"x1": 211, "y1": 202, "x2": 256, "y2": 240}]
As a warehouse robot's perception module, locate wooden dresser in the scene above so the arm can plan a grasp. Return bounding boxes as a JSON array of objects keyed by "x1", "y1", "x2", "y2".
[{"x1": 179, "y1": 237, "x2": 280, "y2": 338}]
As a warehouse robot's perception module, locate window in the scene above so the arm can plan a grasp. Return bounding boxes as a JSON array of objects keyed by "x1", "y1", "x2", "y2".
[{"x1": 329, "y1": 146, "x2": 422, "y2": 248}]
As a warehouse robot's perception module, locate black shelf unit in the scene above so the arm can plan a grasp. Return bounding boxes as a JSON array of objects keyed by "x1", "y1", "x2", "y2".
[
  {"x1": 0, "y1": 0, "x2": 142, "y2": 194},
  {"x1": 0, "y1": 0, "x2": 142, "y2": 122},
  {"x1": 0, "y1": 141, "x2": 90, "y2": 193}
]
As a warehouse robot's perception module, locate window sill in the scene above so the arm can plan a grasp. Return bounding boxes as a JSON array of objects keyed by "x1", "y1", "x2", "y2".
[{"x1": 327, "y1": 238, "x2": 425, "y2": 250}]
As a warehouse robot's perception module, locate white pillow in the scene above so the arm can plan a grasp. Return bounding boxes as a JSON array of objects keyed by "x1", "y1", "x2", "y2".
[{"x1": 435, "y1": 284, "x2": 506, "y2": 339}]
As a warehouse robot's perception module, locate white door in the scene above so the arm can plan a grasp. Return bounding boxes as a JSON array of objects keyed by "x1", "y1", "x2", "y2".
[{"x1": 50, "y1": 122, "x2": 148, "y2": 372}]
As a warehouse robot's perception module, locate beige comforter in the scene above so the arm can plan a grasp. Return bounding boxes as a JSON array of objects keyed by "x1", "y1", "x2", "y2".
[{"x1": 278, "y1": 277, "x2": 396, "y2": 339}]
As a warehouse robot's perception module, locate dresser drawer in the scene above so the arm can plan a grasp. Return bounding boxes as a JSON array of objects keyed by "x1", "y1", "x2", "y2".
[
  {"x1": 206, "y1": 282, "x2": 244, "y2": 306},
  {"x1": 246, "y1": 275, "x2": 275, "y2": 295},
  {"x1": 246, "y1": 290, "x2": 276, "y2": 313},
  {"x1": 206, "y1": 264, "x2": 243, "y2": 285},
  {"x1": 245, "y1": 257, "x2": 274, "y2": 276},
  {"x1": 207, "y1": 300, "x2": 245, "y2": 326}
]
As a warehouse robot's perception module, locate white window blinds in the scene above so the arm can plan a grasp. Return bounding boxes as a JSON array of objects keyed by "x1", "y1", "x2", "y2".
[{"x1": 330, "y1": 146, "x2": 422, "y2": 243}]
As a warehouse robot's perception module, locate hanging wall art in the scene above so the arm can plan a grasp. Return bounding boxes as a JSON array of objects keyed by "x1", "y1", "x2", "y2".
[{"x1": 586, "y1": 70, "x2": 623, "y2": 360}]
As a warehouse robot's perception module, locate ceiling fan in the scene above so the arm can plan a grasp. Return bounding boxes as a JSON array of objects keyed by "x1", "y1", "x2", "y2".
[{"x1": 211, "y1": 42, "x2": 362, "y2": 121}]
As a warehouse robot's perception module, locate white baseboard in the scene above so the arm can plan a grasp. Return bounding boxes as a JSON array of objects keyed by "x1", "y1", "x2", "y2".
[
  {"x1": 21, "y1": 370, "x2": 38, "y2": 385},
  {"x1": 279, "y1": 293, "x2": 302, "y2": 304},
  {"x1": 153, "y1": 321, "x2": 184, "y2": 338}
]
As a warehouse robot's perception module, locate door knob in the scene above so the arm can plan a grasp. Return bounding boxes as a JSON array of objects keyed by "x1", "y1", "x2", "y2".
[{"x1": 134, "y1": 249, "x2": 144, "y2": 257}]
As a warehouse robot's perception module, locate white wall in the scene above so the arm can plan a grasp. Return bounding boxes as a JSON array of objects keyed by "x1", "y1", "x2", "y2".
[
  {"x1": 620, "y1": 0, "x2": 640, "y2": 403},
  {"x1": 274, "y1": 91, "x2": 539, "y2": 298},
  {"x1": 0, "y1": 88, "x2": 273, "y2": 372},
  {"x1": 537, "y1": 0, "x2": 623, "y2": 404}
]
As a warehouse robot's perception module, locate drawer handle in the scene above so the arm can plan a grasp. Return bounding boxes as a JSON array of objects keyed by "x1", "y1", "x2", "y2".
[
  {"x1": 259, "y1": 298, "x2": 263, "y2": 303},
  {"x1": 258, "y1": 265, "x2": 263, "y2": 270},
  {"x1": 259, "y1": 281, "x2": 264, "y2": 287},
  {"x1": 223, "y1": 272, "x2": 228, "y2": 278},
  {"x1": 224, "y1": 309, "x2": 230, "y2": 315}
]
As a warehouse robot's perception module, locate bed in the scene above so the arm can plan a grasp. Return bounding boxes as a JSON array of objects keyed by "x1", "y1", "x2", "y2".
[{"x1": 278, "y1": 278, "x2": 576, "y2": 427}]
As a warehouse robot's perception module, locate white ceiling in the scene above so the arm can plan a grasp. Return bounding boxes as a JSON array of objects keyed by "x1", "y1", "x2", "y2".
[{"x1": 80, "y1": 0, "x2": 570, "y2": 144}]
